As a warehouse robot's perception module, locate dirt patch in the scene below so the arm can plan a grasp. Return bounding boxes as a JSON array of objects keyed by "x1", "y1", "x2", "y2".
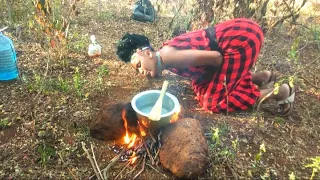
[{"x1": 0, "y1": 126, "x2": 17, "y2": 145}]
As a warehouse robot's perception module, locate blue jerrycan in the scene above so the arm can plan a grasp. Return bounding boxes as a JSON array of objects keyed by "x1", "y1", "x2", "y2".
[{"x1": 0, "y1": 29, "x2": 19, "y2": 81}]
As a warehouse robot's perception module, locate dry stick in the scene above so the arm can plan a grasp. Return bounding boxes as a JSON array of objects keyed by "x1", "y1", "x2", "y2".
[
  {"x1": 114, "y1": 160, "x2": 132, "y2": 180},
  {"x1": 153, "y1": 130, "x2": 162, "y2": 162},
  {"x1": 168, "y1": 0, "x2": 187, "y2": 28},
  {"x1": 148, "y1": 129, "x2": 157, "y2": 143},
  {"x1": 144, "y1": 142, "x2": 155, "y2": 165},
  {"x1": 81, "y1": 142, "x2": 102, "y2": 180},
  {"x1": 102, "y1": 149, "x2": 126, "y2": 180},
  {"x1": 298, "y1": 75, "x2": 320, "y2": 89},
  {"x1": 133, "y1": 154, "x2": 146, "y2": 180},
  {"x1": 289, "y1": 125, "x2": 294, "y2": 140},
  {"x1": 223, "y1": 76, "x2": 229, "y2": 116},
  {"x1": 251, "y1": 88, "x2": 277, "y2": 142},
  {"x1": 157, "y1": 130, "x2": 162, "y2": 148},
  {"x1": 154, "y1": 148, "x2": 160, "y2": 162},
  {"x1": 91, "y1": 143, "x2": 103, "y2": 180},
  {"x1": 270, "y1": 0, "x2": 306, "y2": 29},
  {"x1": 226, "y1": 159, "x2": 238, "y2": 180},
  {"x1": 295, "y1": 56, "x2": 320, "y2": 76},
  {"x1": 58, "y1": 153, "x2": 78, "y2": 180},
  {"x1": 282, "y1": 0, "x2": 296, "y2": 22},
  {"x1": 146, "y1": 163, "x2": 167, "y2": 178},
  {"x1": 125, "y1": 156, "x2": 144, "y2": 177}
]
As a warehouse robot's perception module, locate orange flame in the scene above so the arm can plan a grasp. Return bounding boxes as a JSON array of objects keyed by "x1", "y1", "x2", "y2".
[
  {"x1": 122, "y1": 109, "x2": 131, "y2": 144},
  {"x1": 130, "y1": 152, "x2": 138, "y2": 164},
  {"x1": 170, "y1": 106, "x2": 181, "y2": 123},
  {"x1": 124, "y1": 132, "x2": 130, "y2": 144},
  {"x1": 138, "y1": 122, "x2": 146, "y2": 137},
  {"x1": 128, "y1": 134, "x2": 137, "y2": 148}
]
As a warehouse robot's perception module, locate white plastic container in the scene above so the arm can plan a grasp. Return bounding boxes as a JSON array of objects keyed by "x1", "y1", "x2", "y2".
[{"x1": 88, "y1": 35, "x2": 101, "y2": 57}]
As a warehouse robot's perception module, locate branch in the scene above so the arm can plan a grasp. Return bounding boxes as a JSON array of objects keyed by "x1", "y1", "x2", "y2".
[
  {"x1": 169, "y1": 0, "x2": 187, "y2": 28},
  {"x1": 146, "y1": 163, "x2": 167, "y2": 178},
  {"x1": 270, "y1": 0, "x2": 307, "y2": 29},
  {"x1": 102, "y1": 149, "x2": 126, "y2": 180},
  {"x1": 82, "y1": 142, "x2": 102, "y2": 180},
  {"x1": 298, "y1": 75, "x2": 320, "y2": 89},
  {"x1": 282, "y1": 0, "x2": 295, "y2": 21},
  {"x1": 91, "y1": 143, "x2": 103, "y2": 179},
  {"x1": 133, "y1": 154, "x2": 146, "y2": 179},
  {"x1": 58, "y1": 153, "x2": 78, "y2": 180},
  {"x1": 114, "y1": 161, "x2": 132, "y2": 179}
]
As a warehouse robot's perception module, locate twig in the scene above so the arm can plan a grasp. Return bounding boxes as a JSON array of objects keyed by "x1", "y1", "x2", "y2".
[
  {"x1": 91, "y1": 143, "x2": 103, "y2": 179},
  {"x1": 81, "y1": 142, "x2": 102, "y2": 180},
  {"x1": 270, "y1": 0, "x2": 307, "y2": 29},
  {"x1": 154, "y1": 148, "x2": 160, "y2": 162},
  {"x1": 252, "y1": 88, "x2": 277, "y2": 142},
  {"x1": 257, "y1": 88, "x2": 277, "y2": 113},
  {"x1": 114, "y1": 161, "x2": 132, "y2": 179},
  {"x1": 33, "y1": 51, "x2": 51, "y2": 101},
  {"x1": 133, "y1": 154, "x2": 146, "y2": 179},
  {"x1": 102, "y1": 149, "x2": 126, "y2": 180},
  {"x1": 297, "y1": 36, "x2": 309, "y2": 52},
  {"x1": 223, "y1": 76, "x2": 229, "y2": 116},
  {"x1": 289, "y1": 125, "x2": 294, "y2": 139},
  {"x1": 168, "y1": 0, "x2": 187, "y2": 28},
  {"x1": 148, "y1": 129, "x2": 157, "y2": 143},
  {"x1": 157, "y1": 130, "x2": 162, "y2": 149},
  {"x1": 282, "y1": 0, "x2": 295, "y2": 22},
  {"x1": 58, "y1": 153, "x2": 78, "y2": 180},
  {"x1": 146, "y1": 163, "x2": 167, "y2": 178},
  {"x1": 298, "y1": 75, "x2": 320, "y2": 89},
  {"x1": 226, "y1": 159, "x2": 238, "y2": 180},
  {"x1": 285, "y1": 20, "x2": 311, "y2": 30},
  {"x1": 294, "y1": 56, "x2": 320, "y2": 76},
  {"x1": 144, "y1": 142, "x2": 155, "y2": 165},
  {"x1": 126, "y1": 156, "x2": 144, "y2": 177}
]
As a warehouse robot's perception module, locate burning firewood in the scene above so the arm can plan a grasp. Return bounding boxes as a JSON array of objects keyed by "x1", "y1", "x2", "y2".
[{"x1": 87, "y1": 102, "x2": 186, "y2": 179}]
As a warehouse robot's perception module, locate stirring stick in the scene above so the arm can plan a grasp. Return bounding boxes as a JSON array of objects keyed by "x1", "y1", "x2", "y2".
[
  {"x1": 148, "y1": 80, "x2": 169, "y2": 121},
  {"x1": 0, "y1": 27, "x2": 8, "y2": 32}
]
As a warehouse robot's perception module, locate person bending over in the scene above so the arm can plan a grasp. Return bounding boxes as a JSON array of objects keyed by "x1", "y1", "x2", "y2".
[{"x1": 116, "y1": 18, "x2": 295, "y2": 116}]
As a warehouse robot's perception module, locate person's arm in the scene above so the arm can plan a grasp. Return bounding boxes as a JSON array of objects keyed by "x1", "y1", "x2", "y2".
[{"x1": 159, "y1": 46, "x2": 223, "y2": 68}]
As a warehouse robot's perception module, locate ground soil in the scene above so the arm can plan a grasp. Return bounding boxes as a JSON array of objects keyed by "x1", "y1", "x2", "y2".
[{"x1": 1, "y1": 0, "x2": 320, "y2": 179}]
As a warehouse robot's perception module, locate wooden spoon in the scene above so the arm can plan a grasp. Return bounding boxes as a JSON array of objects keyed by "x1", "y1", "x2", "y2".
[{"x1": 148, "y1": 80, "x2": 169, "y2": 121}]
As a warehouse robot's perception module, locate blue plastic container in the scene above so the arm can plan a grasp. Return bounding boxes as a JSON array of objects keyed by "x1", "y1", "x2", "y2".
[{"x1": 0, "y1": 31, "x2": 19, "y2": 81}]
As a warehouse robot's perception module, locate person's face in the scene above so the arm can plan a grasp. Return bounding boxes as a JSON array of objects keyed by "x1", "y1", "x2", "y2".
[{"x1": 130, "y1": 49, "x2": 158, "y2": 77}]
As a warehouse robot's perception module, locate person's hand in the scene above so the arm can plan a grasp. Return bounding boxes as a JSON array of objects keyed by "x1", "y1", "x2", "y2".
[{"x1": 131, "y1": 49, "x2": 158, "y2": 78}]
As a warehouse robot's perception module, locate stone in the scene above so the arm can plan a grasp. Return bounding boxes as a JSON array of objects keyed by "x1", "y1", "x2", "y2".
[
  {"x1": 90, "y1": 102, "x2": 138, "y2": 141},
  {"x1": 159, "y1": 118, "x2": 209, "y2": 179}
]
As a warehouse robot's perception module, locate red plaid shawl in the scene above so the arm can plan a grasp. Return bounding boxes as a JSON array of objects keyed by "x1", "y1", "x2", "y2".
[{"x1": 162, "y1": 18, "x2": 264, "y2": 112}]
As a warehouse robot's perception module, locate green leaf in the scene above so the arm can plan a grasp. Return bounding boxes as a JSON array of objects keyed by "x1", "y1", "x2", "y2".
[
  {"x1": 273, "y1": 84, "x2": 280, "y2": 95},
  {"x1": 211, "y1": 127, "x2": 220, "y2": 145},
  {"x1": 255, "y1": 152, "x2": 261, "y2": 161},
  {"x1": 289, "y1": 77, "x2": 294, "y2": 88},
  {"x1": 260, "y1": 143, "x2": 266, "y2": 152},
  {"x1": 289, "y1": 172, "x2": 295, "y2": 180},
  {"x1": 28, "y1": 20, "x2": 34, "y2": 28}
]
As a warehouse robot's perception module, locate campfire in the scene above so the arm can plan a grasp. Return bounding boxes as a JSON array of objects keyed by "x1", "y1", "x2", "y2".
[
  {"x1": 105, "y1": 108, "x2": 181, "y2": 179},
  {"x1": 83, "y1": 105, "x2": 181, "y2": 180},
  {"x1": 86, "y1": 102, "x2": 210, "y2": 179}
]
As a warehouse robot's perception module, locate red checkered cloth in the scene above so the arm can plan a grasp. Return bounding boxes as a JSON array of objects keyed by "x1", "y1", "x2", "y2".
[{"x1": 161, "y1": 18, "x2": 264, "y2": 112}]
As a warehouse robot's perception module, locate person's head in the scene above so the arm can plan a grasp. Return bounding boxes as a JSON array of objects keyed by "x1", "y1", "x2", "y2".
[{"x1": 117, "y1": 33, "x2": 158, "y2": 77}]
